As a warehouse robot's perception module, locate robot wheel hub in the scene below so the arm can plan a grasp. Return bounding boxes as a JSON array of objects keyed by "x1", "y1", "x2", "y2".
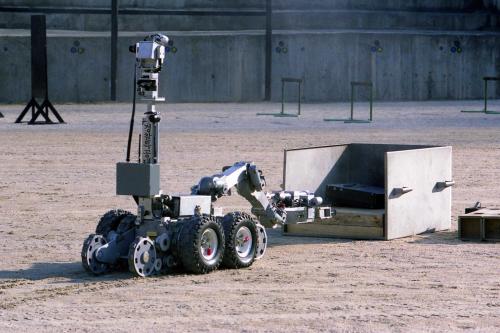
[
  {"x1": 141, "y1": 251, "x2": 150, "y2": 264},
  {"x1": 200, "y1": 228, "x2": 219, "y2": 262}
]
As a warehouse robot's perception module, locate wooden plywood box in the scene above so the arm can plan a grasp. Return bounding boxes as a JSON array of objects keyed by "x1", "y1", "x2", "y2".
[
  {"x1": 459, "y1": 208, "x2": 500, "y2": 242},
  {"x1": 283, "y1": 144, "x2": 453, "y2": 240},
  {"x1": 283, "y1": 207, "x2": 384, "y2": 239}
]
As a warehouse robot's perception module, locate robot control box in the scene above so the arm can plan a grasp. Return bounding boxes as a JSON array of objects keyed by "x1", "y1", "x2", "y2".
[{"x1": 116, "y1": 162, "x2": 160, "y2": 197}]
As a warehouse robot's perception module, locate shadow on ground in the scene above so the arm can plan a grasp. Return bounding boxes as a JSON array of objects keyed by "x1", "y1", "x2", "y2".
[
  {"x1": 0, "y1": 231, "x2": 465, "y2": 283},
  {"x1": 268, "y1": 228, "x2": 464, "y2": 246},
  {"x1": 266, "y1": 228, "x2": 357, "y2": 248},
  {"x1": 0, "y1": 262, "x2": 131, "y2": 282},
  {"x1": 408, "y1": 230, "x2": 463, "y2": 245}
]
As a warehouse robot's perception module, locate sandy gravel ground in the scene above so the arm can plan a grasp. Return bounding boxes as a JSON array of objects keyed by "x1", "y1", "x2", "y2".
[{"x1": 0, "y1": 100, "x2": 499, "y2": 332}]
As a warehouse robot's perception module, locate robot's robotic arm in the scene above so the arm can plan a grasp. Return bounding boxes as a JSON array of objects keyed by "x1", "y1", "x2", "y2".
[{"x1": 191, "y1": 162, "x2": 286, "y2": 227}]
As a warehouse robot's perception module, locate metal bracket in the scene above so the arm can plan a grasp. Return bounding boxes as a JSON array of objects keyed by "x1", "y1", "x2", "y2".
[
  {"x1": 95, "y1": 228, "x2": 135, "y2": 264},
  {"x1": 393, "y1": 187, "x2": 413, "y2": 196},
  {"x1": 436, "y1": 180, "x2": 455, "y2": 189}
]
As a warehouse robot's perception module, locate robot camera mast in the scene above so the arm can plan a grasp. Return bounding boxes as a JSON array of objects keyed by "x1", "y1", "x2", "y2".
[{"x1": 126, "y1": 33, "x2": 169, "y2": 164}]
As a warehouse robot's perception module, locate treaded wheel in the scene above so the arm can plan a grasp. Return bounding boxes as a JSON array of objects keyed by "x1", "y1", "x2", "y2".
[
  {"x1": 221, "y1": 212, "x2": 258, "y2": 269},
  {"x1": 81, "y1": 234, "x2": 109, "y2": 275},
  {"x1": 95, "y1": 209, "x2": 134, "y2": 237},
  {"x1": 177, "y1": 215, "x2": 225, "y2": 274},
  {"x1": 95, "y1": 209, "x2": 135, "y2": 271}
]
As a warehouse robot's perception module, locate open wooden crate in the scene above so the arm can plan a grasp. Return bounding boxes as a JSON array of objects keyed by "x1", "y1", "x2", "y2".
[{"x1": 282, "y1": 144, "x2": 453, "y2": 240}]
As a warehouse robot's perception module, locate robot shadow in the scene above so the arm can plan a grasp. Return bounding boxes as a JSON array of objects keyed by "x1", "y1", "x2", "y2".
[
  {"x1": 0, "y1": 231, "x2": 459, "y2": 282},
  {"x1": 0, "y1": 262, "x2": 132, "y2": 282}
]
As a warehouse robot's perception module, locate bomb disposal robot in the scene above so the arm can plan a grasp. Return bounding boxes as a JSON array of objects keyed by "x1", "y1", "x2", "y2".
[{"x1": 81, "y1": 34, "x2": 325, "y2": 277}]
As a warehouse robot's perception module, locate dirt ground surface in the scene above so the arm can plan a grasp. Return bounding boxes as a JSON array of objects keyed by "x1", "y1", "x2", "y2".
[{"x1": 0, "y1": 100, "x2": 499, "y2": 332}]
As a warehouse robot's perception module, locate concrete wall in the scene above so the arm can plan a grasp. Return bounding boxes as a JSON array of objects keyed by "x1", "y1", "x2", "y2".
[
  {"x1": 0, "y1": 0, "x2": 484, "y2": 11},
  {"x1": 1, "y1": 30, "x2": 498, "y2": 103},
  {"x1": 0, "y1": 31, "x2": 265, "y2": 103},
  {"x1": 0, "y1": 0, "x2": 497, "y2": 103},
  {"x1": 0, "y1": 33, "x2": 111, "y2": 103},
  {"x1": 2, "y1": 0, "x2": 496, "y2": 32},
  {"x1": 117, "y1": 32, "x2": 265, "y2": 102},
  {"x1": 487, "y1": 0, "x2": 500, "y2": 10},
  {"x1": 271, "y1": 31, "x2": 500, "y2": 102},
  {"x1": 2, "y1": 10, "x2": 497, "y2": 32},
  {"x1": 0, "y1": 1, "x2": 264, "y2": 9}
]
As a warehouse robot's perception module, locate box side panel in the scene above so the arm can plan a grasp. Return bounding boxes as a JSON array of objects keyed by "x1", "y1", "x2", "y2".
[
  {"x1": 283, "y1": 223, "x2": 384, "y2": 239},
  {"x1": 459, "y1": 217, "x2": 482, "y2": 240},
  {"x1": 348, "y1": 144, "x2": 433, "y2": 187},
  {"x1": 385, "y1": 146, "x2": 452, "y2": 240},
  {"x1": 284, "y1": 145, "x2": 349, "y2": 200},
  {"x1": 484, "y1": 218, "x2": 500, "y2": 241}
]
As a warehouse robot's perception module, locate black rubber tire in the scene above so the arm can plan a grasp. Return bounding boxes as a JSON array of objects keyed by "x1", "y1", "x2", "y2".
[
  {"x1": 95, "y1": 210, "x2": 135, "y2": 272},
  {"x1": 221, "y1": 212, "x2": 258, "y2": 269},
  {"x1": 95, "y1": 209, "x2": 134, "y2": 237},
  {"x1": 177, "y1": 215, "x2": 225, "y2": 274}
]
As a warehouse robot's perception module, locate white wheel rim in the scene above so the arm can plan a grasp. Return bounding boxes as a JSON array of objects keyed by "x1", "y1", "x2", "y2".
[
  {"x1": 133, "y1": 238, "x2": 156, "y2": 277},
  {"x1": 235, "y1": 226, "x2": 253, "y2": 258},
  {"x1": 200, "y1": 228, "x2": 218, "y2": 262},
  {"x1": 85, "y1": 235, "x2": 107, "y2": 273},
  {"x1": 255, "y1": 224, "x2": 267, "y2": 260}
]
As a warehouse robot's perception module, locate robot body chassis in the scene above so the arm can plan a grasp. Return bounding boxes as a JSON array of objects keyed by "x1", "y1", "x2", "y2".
[
  {"x1": 83, "y1": 159, "x2": 286, "y2": 276},
  {"x1": 81, "y1": 34, "x2": 324, "y2": 277}
]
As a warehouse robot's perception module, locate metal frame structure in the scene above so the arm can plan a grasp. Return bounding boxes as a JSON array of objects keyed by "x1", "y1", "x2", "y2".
[
  {"x1": 15, "y1": 15, "x2": 64, "y2": 125},
  {"x1": 0, "y1": 1, "x2": 274, "y2": 101},
  {"x1": 257, "y1": 77, "x2": 302, "y2": 117},
  {"x1": 324, "y1": 81, "x2": 373, "y2": 123},
  {"x1": 461, "y1": 76, "x2": 500, "y2": 114}
]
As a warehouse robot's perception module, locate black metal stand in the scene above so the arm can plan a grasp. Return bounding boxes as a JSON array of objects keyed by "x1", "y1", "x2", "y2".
[
  {"x1": 324, "y1": 81, "x2": 374, "y2": 123},
  {"x1": 257, "y1": 77, "x2": 302, "y2": 117},
  {"x1": 461, "y1": 76, "x2": 500, "y2": 114},
  {"x1": 16, "y1": 98, "x2": 64, "y2": 124},
  {"x1": 16, "y1": 15, "x2": 64, "y2": 125},
  {"x1": 264, "y1": 0, "x2": 272, "y2": 101}
]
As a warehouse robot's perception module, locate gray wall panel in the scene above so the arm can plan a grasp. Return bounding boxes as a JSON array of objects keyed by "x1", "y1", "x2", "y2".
[
  {"x1": 385, "y1": 146, "x2": 452, "y2": 239},
  {"x1": 284, "y1": 145, "x2": 349, "y2": 199}
]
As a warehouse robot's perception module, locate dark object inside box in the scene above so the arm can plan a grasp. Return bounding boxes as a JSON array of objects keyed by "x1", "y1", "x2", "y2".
[{"x1": 326, "y1": 183, "x2": 385, "y2": 209}]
